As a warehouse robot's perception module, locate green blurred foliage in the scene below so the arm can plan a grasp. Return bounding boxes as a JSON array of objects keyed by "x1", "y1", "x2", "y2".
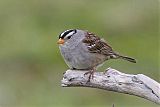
[{"x1": 0, "y1": 0, "x2": 159, "y2": 107}]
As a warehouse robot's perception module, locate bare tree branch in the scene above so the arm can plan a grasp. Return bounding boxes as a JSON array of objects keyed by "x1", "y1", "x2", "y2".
[{"x1": 61, "y1": 68, "x2": 160, "y2": 104}]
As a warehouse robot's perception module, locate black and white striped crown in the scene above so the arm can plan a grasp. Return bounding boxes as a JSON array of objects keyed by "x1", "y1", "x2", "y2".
[{"x1": 59, "y1": 29, "x2": 77, "y2": 39}]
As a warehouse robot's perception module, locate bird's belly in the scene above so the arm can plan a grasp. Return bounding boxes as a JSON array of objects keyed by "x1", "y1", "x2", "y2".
[
  {"x1": 72, "y1": 52, "x2": 106, "y2": 69},
  {"x1": 60, "y1": 45, "x2": 106, "y2": 70}
]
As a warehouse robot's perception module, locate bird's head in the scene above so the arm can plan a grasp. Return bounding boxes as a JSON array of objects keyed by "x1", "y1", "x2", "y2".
[{"x1": 57, "y1": 29, "x2": 77, "y2": 45}]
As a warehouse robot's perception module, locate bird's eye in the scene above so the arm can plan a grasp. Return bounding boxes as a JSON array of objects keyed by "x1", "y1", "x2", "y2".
[{"x1": 67, "y1": 36, "x2": 71, "y2": 39}]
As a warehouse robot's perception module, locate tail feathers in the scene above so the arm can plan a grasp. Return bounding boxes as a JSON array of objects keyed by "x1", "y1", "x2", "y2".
[{"x1": 119, "y1": 55, "x2": 136, "y2": 63}]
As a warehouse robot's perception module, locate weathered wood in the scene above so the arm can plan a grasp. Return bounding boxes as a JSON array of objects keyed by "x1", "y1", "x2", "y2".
[{"x1": 61, "y1": 68, "x2": 160, "y2": 104}]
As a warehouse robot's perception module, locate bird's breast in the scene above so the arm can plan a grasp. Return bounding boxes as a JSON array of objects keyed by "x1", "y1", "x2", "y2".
[{"x1": 59, "y1": 42, "x2": 106, "y2": 69}]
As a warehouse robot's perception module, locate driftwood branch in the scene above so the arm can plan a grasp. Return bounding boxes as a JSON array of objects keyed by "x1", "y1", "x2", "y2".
[{"x1": 61, "y1": 68, "x2": 160, "y2": 104}]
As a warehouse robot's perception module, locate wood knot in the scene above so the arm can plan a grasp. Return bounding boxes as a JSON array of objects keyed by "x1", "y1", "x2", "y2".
[{"x1": 68, "y1": 78, "x2": 75, "y2": 82}]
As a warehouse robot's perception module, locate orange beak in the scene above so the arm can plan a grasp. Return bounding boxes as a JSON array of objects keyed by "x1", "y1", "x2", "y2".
[{"x1": 57, "y1": 38, "x2": 65, "y2": 44}]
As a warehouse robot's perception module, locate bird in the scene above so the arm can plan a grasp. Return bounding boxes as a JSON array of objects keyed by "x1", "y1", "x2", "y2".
[{"x1": 57, "y1": 29, "x2": 136, "y2": 82}]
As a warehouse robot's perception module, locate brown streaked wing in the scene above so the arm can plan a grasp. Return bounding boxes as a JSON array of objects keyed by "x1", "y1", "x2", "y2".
[{"x1": 82, "y1": 31, "x2": 115, "y2": 56}]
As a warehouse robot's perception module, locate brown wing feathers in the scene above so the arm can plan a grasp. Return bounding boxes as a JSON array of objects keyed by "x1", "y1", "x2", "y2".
[
  {"x1": 82, "y1": 31, "x2": 136, "y2": 63},
  {"x1": 83, "y1": 32, "x2": 115, "y2": 56}
]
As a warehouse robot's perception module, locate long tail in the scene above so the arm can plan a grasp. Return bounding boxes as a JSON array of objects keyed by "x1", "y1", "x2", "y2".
[{"x1": 118, "y1": 55, "x2": 136, "y2": 63}]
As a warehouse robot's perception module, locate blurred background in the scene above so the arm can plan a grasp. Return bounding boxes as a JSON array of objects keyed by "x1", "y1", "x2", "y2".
[{"x1": 0, "y1": 0, "x2": 159, "y2": 107}]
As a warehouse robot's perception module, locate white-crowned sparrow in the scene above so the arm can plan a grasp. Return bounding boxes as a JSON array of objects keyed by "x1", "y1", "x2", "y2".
[{"x1": 57, "y1": 29, "x2": 136, "y2": 81}]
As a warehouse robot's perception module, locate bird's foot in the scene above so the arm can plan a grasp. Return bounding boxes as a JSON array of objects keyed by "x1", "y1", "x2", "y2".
[{"x1": 84, "y1": 68, "x2": 95, "y2": 82}]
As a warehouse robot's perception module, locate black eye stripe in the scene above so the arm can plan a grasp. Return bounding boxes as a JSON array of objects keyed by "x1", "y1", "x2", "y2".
[{"x1": 59, "y1": 29, "x2": 77, "y2": 39}]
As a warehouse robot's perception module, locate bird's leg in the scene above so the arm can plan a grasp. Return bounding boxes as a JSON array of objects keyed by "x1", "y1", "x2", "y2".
[{"x1": 84, "y1": 67, "x2": 96, "y2": 82}]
